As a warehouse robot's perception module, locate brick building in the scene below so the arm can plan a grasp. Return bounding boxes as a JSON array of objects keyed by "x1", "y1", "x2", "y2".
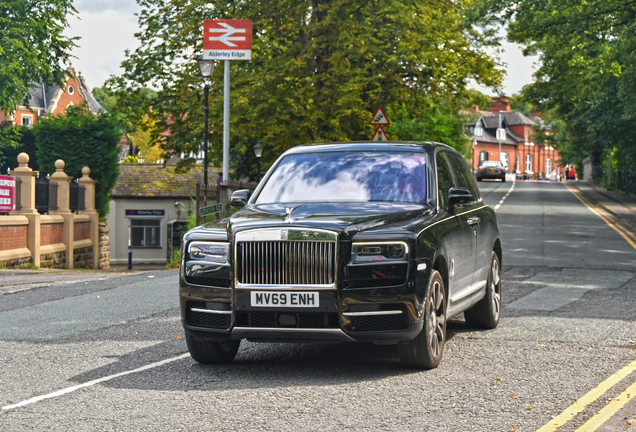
[
  {"x1": 0, "y1": 66, "x2": 103, "y2": 127},
  {"x1": 467, "y1": 97, "x2": 562, "y2": 178}
]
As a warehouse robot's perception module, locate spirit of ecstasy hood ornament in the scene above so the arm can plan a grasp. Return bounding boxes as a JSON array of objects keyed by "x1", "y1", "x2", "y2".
[{"x1": 284, "y1": 205, "x2": 302, "y2": 224}]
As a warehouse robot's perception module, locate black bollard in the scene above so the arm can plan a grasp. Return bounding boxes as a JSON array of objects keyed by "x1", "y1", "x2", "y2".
[{"x1": 128, "y1": 250, "x2": 133, "y2": 270}]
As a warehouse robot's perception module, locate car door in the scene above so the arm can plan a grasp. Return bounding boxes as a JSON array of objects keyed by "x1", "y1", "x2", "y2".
[
  {"x1": 436, "y1": 151, "x2": 475, "y2": 300},
  {"x1": 447, "y1": 152, "x2": 489, "y2": 286}
]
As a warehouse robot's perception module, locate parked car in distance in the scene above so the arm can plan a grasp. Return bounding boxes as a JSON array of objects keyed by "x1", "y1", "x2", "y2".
[
  {"x1": 477, "y1": 161, "x2": 506, "y2": 182},
  {"x1": 179, "y1": 142, "x2": 502, "y2": 369}
]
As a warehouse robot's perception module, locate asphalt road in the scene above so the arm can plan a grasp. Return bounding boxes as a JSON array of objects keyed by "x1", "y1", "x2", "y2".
[{"x1": 1, "y1": 180, "x2": 635, "y2": 431}]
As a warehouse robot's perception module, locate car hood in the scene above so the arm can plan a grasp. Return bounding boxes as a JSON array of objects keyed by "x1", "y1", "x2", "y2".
[{"x1": 202, "y1": 202, "x2": 433, "y2": 240}]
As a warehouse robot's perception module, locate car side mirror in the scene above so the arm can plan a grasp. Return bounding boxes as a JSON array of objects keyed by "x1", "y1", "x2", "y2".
[
  {"x1": 230, "y1": 189, "x2": 251, "y2": 208},
  {"x1": 448, "y1": 187, "x2": 473, "y2": 213}
]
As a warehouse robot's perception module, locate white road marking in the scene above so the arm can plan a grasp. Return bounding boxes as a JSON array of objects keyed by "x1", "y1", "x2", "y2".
[
  {"x1": 2, "y1": 353, "x2": 190, "y2": 410},
  {"x1": 494, "y1": 181, "x2": 515, "y2": 210}
]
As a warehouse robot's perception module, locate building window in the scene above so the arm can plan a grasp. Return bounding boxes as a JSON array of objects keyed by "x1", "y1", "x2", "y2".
[
  {"x1": 546, "y1": 158, "x2": 552, "y2": 174},
  {"x1": 479, "y1": 151, "x2": 488, "y2": 163},
  {"x1": 21, "y1": 115, "x2": 33, "y2": 127},
  {"x1": 500, "y1": 152, "x2": 509, "y2": 169},
  {"x1": 474, "y1": 124, "x2": 483, "y2": 137},
  {"x1": 129, "y1": 220, "x2": 161, "y2": 247},
  {"x1": 526, "y1": 154, "x2": 533, "y2": 173},
  {"x1": 68, "y1": 85, "x2": 75, "y2": 94}
]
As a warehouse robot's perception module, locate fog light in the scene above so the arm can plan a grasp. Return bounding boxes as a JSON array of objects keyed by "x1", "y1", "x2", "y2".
[{"x1": 277, "y1": 314, "x2": 297, "y2": 327}]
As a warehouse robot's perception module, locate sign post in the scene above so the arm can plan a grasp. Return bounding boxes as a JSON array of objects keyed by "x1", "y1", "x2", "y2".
[
  {"x1": 0, "y1": 175, "x2": 16, "y2": 212},
  {"x1": 203, "y1": 19, "x2": 252, "y2": 184},
  {"x1": 370, "y1": 106, "x2": 390, "y2": 141}
]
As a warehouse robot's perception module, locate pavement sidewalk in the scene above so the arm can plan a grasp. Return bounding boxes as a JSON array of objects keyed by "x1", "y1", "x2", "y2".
[{"x1": 566, "y1": 180, "x2": 636, "y2": 236}]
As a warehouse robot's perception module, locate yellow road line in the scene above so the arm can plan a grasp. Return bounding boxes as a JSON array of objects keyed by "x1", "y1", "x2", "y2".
[
  {"x1": 565, "y1": 183, "x2": 636, "y2": 251},
  {"x1": 536, "y1": 360, "x2": 636, "y2": 431},
  {"x1": 575, "y1": 378, "x2": 636, "y2": 431}
]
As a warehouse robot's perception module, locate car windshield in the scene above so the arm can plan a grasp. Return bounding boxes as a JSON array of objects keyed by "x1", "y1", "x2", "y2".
[
  {"x1": 255, "y1": 151, "x2": 428, "y2": 204},
  {"x1": 481, "y1": 161, "x2": 502, "y2": 167}
]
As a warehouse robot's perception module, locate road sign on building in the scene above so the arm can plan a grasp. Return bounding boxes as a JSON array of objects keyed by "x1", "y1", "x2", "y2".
[
  {"x1": 370, "y1": 107, "x2": 390, "y2": 125},
  {"x1": 203, "y1": 20, "x2": 252, "y2": 60},
  {"x1": 372, "y1": 126, "x2": 389, "y2": 141},
  {"x1": 0, "y1": 175, "x2": 16, "y2": 212}
]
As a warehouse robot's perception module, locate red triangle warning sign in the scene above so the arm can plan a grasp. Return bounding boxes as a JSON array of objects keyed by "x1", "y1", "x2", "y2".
[
  {"x1": 372, "y1": 126, "x2": 389, "y2": 141},
  {"x1": 370, "y1": 107, "x2": 390, "y2": 125}
]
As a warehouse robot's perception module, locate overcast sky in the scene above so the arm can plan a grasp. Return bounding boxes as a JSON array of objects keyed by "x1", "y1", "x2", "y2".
[{"x1": 68, "y1": 0, "x2": 539, "y2": 96}]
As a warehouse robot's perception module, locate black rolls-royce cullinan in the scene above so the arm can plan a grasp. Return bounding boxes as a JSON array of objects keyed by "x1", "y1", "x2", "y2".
[{"x1": 179, "y1": 142, "x2": 502, "y2": 369}]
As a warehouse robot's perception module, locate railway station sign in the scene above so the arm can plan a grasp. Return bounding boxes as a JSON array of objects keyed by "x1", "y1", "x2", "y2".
[{"x1": 203, "y1": 20, "x2": 252, "y2": 60}]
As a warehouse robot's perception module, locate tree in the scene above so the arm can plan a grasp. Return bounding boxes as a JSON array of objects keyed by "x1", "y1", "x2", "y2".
[
  {"x1": 475, "y1": 0, "x2": 636, "y2": 177},
  {"x1": 0, "y1": 0, "x2": 77, "y2": 114},
  {"x1": 0, "y1": 125, "x2": 38, "y2": 173},
  {"x1": 34, "y1": 105, "x2": 121, "y2": 216},
  {"x1": 109, "y1": 0, "x2": 504, "y2": 173}
]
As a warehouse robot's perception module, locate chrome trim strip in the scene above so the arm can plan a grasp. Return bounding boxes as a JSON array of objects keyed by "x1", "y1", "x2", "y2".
[
  {"x1": 416, "y1": 206, "x2": 486, "y2": 236},
  {"x1": 235, "y1": 227, "x2": 338, "y2": 242},
  {"x1": 232, "y1": 327, "x2": 355, "y2": 342},
  {"x1": 343, "y1": 310, "x2": 403, "y2": 317},
  {"x1": 190, "y1": 308, "x2": 232, "y2": 315},
  {"x1": 450, "y1": 280, "x2": 487, "y2": 304},
  {"x1": 236, "y1": 284, "x2": 334, "y2": 291},
  {"x1": 455, "y1": 205, "x2": 487, "y2": 217}
]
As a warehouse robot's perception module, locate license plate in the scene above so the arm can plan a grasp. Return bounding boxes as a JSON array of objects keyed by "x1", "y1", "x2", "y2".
[
  {"x1": 250, "y1": 291, "x2": 319, "y2": 308},
  {"x1": 487, "y1": 169, "x2": 496, "y2": 173}
]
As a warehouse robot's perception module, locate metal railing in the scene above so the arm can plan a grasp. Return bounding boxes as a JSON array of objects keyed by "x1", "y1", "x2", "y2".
[
  {"x1": 35, "y1": 179, "x2": 58, "y2": 214},
  {"x1": 616, "y1": 171, "x2": 636, "y2": 196},
  {"x1": 70, "y1": 182, "x2": 86, "y2": 213}
]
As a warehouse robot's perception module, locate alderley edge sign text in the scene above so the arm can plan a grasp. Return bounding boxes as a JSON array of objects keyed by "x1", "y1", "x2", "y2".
[
  {"x1": 203, "y1": 20, "x2": 252, "y2": 60},
  {"x1": 0, "y1": 175, "x2": 16, "y2": 212}
]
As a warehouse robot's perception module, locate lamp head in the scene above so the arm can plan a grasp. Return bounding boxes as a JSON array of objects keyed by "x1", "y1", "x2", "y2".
[
  {"x1": 253, "y1": 140, "x2": 263, "y2": 159},
  {"x1": 197, "y1": 56, "x2": 215, "y2": 79}
]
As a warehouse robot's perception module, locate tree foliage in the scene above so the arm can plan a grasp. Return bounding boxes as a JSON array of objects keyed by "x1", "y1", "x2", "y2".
[
  {"x1": 0, "y1": 125, "x2": 38, "y2": 173},
  {"x1": 476, "y1": 0, "x2": 636, "y2": 176},
  {"x1": 109, "y1": 0, "x2": 504, "y2": 173},
  {"x1": 34, "y1": 105, "x2": 121, "y2": 216},
  {"x1": 0, "y1": 0, "x2": 77, "y2": 114}
]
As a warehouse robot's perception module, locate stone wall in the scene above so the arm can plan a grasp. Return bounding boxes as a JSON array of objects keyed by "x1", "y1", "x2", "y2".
[
  {"x1": 98, "y1": 222, "x2": 110, "y2": 270},
  {"x1": 0, "y1": 256, "x2": 31, "y2": 269},
  {"x1": 73, "y1": 246, "x2": 93, "y2": 269},
  {"x1": 40, "y1": 250, "x2": 66, "y2": 269}
]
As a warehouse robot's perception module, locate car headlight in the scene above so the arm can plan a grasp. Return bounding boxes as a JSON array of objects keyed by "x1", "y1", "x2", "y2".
[
  {"x1": 187, "y1": 242, "x2": 230, "y2": 264},
  {"x1": 351, "y1": 242, "x2": 408, "y2": 264}
]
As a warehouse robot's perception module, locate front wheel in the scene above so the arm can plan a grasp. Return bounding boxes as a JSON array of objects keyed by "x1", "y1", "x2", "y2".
[
  {"x1": 464, "y1": 251, "x2": 501, "y2": 329},
  {"x1": 398, "y1": 270, "x2": 446, "y2": 369},
  {"x1": 186, "y1": 332, "x2": 240, "y2": 364}
]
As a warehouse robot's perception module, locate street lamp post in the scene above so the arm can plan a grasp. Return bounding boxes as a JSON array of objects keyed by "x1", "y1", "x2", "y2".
[
  {"x1": 197, "y1": 56, "x2": 215, "y2": 188},
  {"x1": 253, "y1": 140, "x2": 263, "y2": 182}
]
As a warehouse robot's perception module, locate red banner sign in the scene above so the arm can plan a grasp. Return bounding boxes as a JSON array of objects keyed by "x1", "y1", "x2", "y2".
[{"x1": 0, "y1": 175, "x2": 16, "y2": 212}]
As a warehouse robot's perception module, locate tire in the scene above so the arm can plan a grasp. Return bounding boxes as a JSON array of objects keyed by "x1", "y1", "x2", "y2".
[
  {"x1": 501, "y1": 176, "x2": 506, "y2": 182},
  {"x1": 464, "y1": 251, "x2": 501, "y2": 329},
  {"x1": 398, "y1": 270, "x2": 446, "y2": 369},
  {"x1": 186, "y1": 332, "x2": 240, "y2": 364},
  {"x1": 477, "y1": 177, "x2": 482, "y2": 182}
]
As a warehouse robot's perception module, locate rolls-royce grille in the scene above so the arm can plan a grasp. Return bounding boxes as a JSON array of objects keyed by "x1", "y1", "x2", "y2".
[{"x1": 237, "y1": 241, "x2": 336, "y2": 285}]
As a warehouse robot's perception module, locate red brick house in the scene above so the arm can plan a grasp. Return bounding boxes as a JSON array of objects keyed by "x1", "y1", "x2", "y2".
[
  {"x1": 467, "y1": 98, "x2": 562, "y2": 178},
  {"x1": 0, "y1": 67, "x2": 103, "y2": 127}
]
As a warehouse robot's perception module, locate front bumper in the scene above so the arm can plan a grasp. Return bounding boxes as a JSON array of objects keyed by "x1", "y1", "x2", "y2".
[{"x1": 180, "y1": 282, "x2": 426, "y2": 344}]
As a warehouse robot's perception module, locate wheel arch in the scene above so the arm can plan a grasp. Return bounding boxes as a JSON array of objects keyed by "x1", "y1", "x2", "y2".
[
  {"x1": 432, "y1": 254, "x2": 449, "y2": 304},
  {"x1": 493, "y1": 238, "x2": 502, "y2": 266}
]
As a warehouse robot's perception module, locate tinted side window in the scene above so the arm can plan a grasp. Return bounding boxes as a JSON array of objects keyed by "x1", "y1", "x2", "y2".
[
  {"x1": 448, "y1": 153, "x2": 480, "y2": 201},
  {"x1": 436, "y1": 152, "x2": 455, "y2": 211}
]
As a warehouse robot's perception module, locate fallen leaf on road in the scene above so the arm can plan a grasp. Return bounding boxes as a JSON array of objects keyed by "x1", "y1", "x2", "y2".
[
  {"x1": 176, "y1": 334, "x2": 180, "y2": 339},
  {"x1": 527, "y1": 407, "x2": 533, "y2": 410},
  {"x1": 496, "y1": 376, "x2": 502, "y2": 381},
  {"x1": 512, "y1": 396, "x2": 518, "y2": 399},
  {"x1": 537, "y1": 344, "x2": 545, "y2": 347},
  {"x1": 121, "y1": 272, "x2": 126, "y2": 275},
  {"x1": 627, "y1": 419, "x2": 634, "y2": 425},
  {"x1": 97, "y1": 295, "x2": 100, "y2": 298},
  {"x1": 511, "y1": 426, "x2": 515, "y2": 431}
]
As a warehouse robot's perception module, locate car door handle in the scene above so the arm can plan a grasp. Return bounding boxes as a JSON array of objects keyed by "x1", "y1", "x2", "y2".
[{"x1": 467, "y1": 216, "x2": 480, "y2": 225}]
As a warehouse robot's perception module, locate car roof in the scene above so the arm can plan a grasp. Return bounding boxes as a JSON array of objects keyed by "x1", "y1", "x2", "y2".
[{"x1": 281, "y1": 141, "x2": 456, "y2": 156}]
